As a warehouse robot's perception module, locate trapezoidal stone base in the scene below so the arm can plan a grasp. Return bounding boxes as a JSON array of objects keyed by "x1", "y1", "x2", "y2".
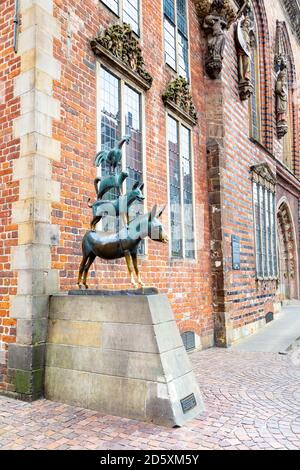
[{"x1": 45, "y1": 293, "x2": 204, "y2": 427}]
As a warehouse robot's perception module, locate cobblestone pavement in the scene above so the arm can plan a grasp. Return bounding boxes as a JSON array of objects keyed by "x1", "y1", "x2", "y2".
[{"x1": 1, "y1": 348, "x2": 300, "y2": 450}]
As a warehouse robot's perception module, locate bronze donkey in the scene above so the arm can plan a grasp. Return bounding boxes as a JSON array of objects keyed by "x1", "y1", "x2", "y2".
[{"x1": 77, "y1": 205, "x2": 168, "y2": 289}]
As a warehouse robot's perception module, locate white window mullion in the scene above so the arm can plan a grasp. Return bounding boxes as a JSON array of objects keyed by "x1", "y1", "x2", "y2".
[{"x1": 178, "y1": 124, "x2": 185, "y2": 257}]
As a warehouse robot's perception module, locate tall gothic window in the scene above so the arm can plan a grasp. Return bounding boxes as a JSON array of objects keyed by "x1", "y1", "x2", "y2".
[
  {"x1": 252, "y1": 166, "x2": 277, "y2": 279},
  {"x1": 283, "y1": 80, "x2": 293, "y2": 170},
  {"x1": 163, "y1": 0, "x2": 189, "y2": 80},
  {"x1": 98, "y1": 66, "x2": 144, "y2": 232},
  {"x1": 249, "y1": 16, "x2": 261, "y2": 141},
  {"x1": 168, "y1": 115, "x2": 195, "y2": 259},
  {"x1": 101, "y1": 0, "x2": 140, "y2": 35}
]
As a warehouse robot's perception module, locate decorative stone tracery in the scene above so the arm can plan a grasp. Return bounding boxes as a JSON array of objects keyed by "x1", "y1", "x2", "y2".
[
  {"x1": 277, "y1": 201, "x2": 298, "y2": 300},
  {"x1": 162, "y1": 77, "x2": 197, "y2": 126},
  {"x1": 91, "y1": 24, "x2": 153, "y2": 90},
  {"x1": 251, "y1": 163, "x2": 276, "y2": 192}
]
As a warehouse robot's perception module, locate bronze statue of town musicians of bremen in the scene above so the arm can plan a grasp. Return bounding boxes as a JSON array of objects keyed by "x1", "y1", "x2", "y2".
[{"x1": 77, "y1": 137, "x2": 168, "y2": 290}]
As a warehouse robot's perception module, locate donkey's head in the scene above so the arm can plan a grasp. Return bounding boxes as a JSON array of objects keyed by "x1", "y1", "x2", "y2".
[{"x1": 148, "y1": 204, "x2": 168, "y2": 244}]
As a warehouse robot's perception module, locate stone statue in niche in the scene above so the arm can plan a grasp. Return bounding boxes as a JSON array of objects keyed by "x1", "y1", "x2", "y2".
[
  {"x1": 235, "y1": 4, "x2": 256, "y2": 100},
  {"x1": 275, "y1": 55, "x2": 289, "y2": 139},
  {"x1": 203, "y1": 1, "x2": 227, "y2": 79},
  {"x1": 194, "y1": 0, "x2": 236, "y2": 80}
]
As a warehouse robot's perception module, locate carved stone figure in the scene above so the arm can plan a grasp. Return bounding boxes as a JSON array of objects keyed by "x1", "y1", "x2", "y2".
[
  {"x1": 235, "y1": 5, "x2": 256, "y2": 100},
  {"x1": 203, "y1": 2, "x2": 227, "y2": 79},
  {"x1": 193, "y1": 0, "x2": 237, "y2": 79},
  {"x1": 162, "y1": 77, "x2": 197, "y2": 124},
  {"x1": 91, "y1": 24, "x2": 153, "y2": 88},
  {"x1": 275, "y1": 54, "x2": 289, "y2": 139}
]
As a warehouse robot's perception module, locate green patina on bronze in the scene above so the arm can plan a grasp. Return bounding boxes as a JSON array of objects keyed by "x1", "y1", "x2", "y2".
[{"x1": 77, "y1": 138, "x2": 168, "y2": 290}]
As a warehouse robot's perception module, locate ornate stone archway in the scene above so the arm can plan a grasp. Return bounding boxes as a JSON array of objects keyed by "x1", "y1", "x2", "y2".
[{"x1": 277, "y1": 201, "x2": 298, "y2": 300}]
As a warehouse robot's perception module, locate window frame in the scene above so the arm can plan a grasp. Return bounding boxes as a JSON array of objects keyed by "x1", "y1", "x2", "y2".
[
  {"x1": 101, "y1": 0, "x2": 141, "y2": 36},
  {"x1": 252, "y1": 178, "x2": 278, "y2": 281},
  {"x1": 166, "y1": 111, "x2": 196, "y2": 261},
  {"x1": 96, "y1": 62, "x2": 147, "y2": 253},
  {"x1": 163, "y1": 0, "x2": 190, "y2": 81}
]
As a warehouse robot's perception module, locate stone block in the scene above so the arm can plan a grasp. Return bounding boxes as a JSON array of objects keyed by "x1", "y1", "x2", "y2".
[
  {"x1": 13, "y1": 155, "x2": 52, "y2": 181},
  {"x1": 50, "y1": 294, "x2": 173, "y2": 324},
  {"x1": 10, "y1": 295, "x2": 49, "y2": 320},
  {"x1": 46, "y1": 344, "x2": 165, "y2": 382},
  {"x1": 13, "y1": 368, "x2": 44, "y2": 396},
  {"x1": 20, "y1": 0, "x2": 54, "y2": 16},
  {"x1": 21, "y1": 91, "x2": 60, "y2": 120},
  {"x1": 12, "y1": 199, "x2": 51, "y2": 224},
  {"x1": 14, "y1": 70, "x2": 35, "y2": 97},
  {"x1": 17, "y1": 222, "x2": 59, "y2": 246},
  {"x1": 11, "y1": 244, "x2": 51, "y2": 270},
  {"x1": 45, "y1": 367, "x2": 91, "y2": 409},
  {"x1": 17, "y1": 270, "x2": 59, "y2": 296},
  {"x1": 20, "y1": 133, "x2": 61, "y2": 161},
  {"x1": 16, "y1": 318, "x2": 48, "y2": 345},
  {"x1": 48, "y1": 320, "x2": 101, "y2": 348},
  {"x1": 45, "y1": 295, "x2": 204, "y2": 426},
  {"x1": 102, "y1": 323, "x2": 158, "y2": 353},
  {"x1": 22, "y1": 4, "x2": 60, "y2": 39},
  {"x1": 8, "y1": 344, "x2": 45, "y2": 371},
  {"x1": 19, "y1": 177, "x2": 60, "y2": 203}
]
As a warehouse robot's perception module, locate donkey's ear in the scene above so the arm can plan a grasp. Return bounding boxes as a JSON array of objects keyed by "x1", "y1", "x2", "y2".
[
  {"x1": 149, "y1": 204, "x2": 157, "y2": 221},
  {"x1": 132, "y1": 181, "x2": 139, "y2": 190},
  {"x1": 139, "y1": 183, "x2": 144, "y2": 191},
  {"x1": 157, "y1": 204, "x2": 167, "y2": 218}
]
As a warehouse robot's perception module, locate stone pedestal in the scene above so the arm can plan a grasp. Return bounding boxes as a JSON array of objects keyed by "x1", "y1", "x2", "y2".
[{"x1": 45, "y1": 294, "x2": 204, "y2": 427}]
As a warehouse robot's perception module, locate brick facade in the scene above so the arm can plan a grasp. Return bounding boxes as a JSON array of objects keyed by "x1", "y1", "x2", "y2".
[{"x1": 0, "y1": 0, "x2": 300, "y2": 397}]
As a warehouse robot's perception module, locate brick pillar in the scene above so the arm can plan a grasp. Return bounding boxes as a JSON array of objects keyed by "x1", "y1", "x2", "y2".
[
  {"x1": 7, "y1": 0, "x2": 61, "y2": 399},
  {"x1": 205, "y1": 78, "x2": 231, "y2": 347}
]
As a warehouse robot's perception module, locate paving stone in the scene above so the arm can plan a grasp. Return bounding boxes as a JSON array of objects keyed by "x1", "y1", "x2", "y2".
[{"x1": 1, "y1": 347, "x2": 300, "y2": 450}]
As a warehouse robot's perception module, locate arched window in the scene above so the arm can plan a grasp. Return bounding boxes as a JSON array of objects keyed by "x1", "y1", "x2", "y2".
[
  {"x1": 249, "y1": 11, "x2": 261, "y2": 141},
  {"x1": 275, "y1": 21, "x2": 296, "y2": 172},
  {"x1": 282, "y1": 72, "x2": 294, "y2": 170}
]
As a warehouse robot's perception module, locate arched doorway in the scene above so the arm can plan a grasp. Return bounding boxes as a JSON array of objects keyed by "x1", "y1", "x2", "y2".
[{"x1": 277, "y1": 201, "x2": 298, "y2": 300}]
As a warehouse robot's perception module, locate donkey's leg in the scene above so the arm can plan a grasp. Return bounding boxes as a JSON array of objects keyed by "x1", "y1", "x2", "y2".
[
  {"x1": 82, "y1": 254, "x2": 96, "y2": 289},
  {"x1": 131, "y1": 253, "x2": 145, "y2": 288},
  {"x1": 125, "y1": 252, "x2": 138, "y2": 288},
  {"x1": 77, "y1": 255, "x2": 89, "y2": 289}
]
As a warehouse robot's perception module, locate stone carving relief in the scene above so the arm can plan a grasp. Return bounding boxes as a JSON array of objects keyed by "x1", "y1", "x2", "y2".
[
  {"x1": 162, "y1": 77, "x2": 197, "y2": 125},
  {"x1": 235, "y1": 2, "x2": 256, "y2": 100},
  {"x1": 251, "y1": 163, "x2": 276, "y2": 193},
  {"x1": 193, "y1": 0, "x2": 237, "y2": 79},
  {"x1": 274, "y1": 21, "x2": 289, "y2": 139},
  {"x1": 91, "y1": 23, "x2": 153, "y2": 89}
]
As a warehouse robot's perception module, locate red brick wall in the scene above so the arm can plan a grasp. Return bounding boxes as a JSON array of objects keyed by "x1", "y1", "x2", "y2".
[
  {"x1": 0, "y1": 0, "x2": 20, "y2": 389},
  {"x1": 216, "y1": 0, "x2": 300, "y2": 336},
  {"x1": 51, "y1": 0, "x2": 214, "y2": 342}
]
